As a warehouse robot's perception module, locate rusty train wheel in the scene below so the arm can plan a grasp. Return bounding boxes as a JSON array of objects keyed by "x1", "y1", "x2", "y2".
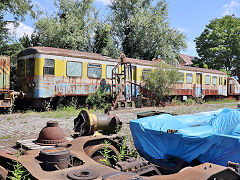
[{"x1": 85, "y1": 144, "x2": 119, "y2": 166}]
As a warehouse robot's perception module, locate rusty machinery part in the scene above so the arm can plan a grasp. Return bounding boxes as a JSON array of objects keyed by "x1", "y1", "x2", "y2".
[
  {"x1": 102, "y1": 172, "x2": 142, "y2": 180},
  {"x1": 116, "y1": 157, "x2": 161, "y2": 176},
  {"x1": 227, "y1": 161, "x2": 240, "y2": 173},
  {"x1": 0, "y1": 165, "x2": 8, "y2": 180},
  {"x1": 84, "y1": 143, "x2": 119, "y2": 165},
  {"x1": 38, "y1": 147, "x2": 70, "y2": 170},
  {"x1": 36, "y1": 121, "x2": 67, "y2": 145},
  {"x1": 67, "y1": 169, "x2": 98, "y2": 180},
  {"x1": 74, "y1": 109, "x2": 121, "y2": 136},
  {"x1": 1, "y1": 136, "x2": 240, "y2": 180}
]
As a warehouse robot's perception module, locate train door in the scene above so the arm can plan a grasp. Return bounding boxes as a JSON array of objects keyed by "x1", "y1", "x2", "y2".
[
  {"x1": 132, "y1": 66, "x2": 137, "y2": 97},
  {"x1": 195, "y1": 73, "x2": 202, "y2": 97},
  {"x1": 0, "y1": 56, "x2": 10, "y2": 89}
]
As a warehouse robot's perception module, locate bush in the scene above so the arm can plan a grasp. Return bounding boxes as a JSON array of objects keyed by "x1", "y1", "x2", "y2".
[
  {"x1": 143, "y1": 62, "x2": 180, "y2": 102},
  {"x1": 172, "y1": 97, "x2": 183, "y2": 106},
  {"x1": 86, "y1": 87, "x2": 112, "y2": 111},
  {"x1": 185, "y1": 98, "x2": 195, "y2": 105}
]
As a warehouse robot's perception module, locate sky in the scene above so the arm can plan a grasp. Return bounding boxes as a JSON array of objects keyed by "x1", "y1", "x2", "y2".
[{"x1": 6, "y1": 0, "x2": 240, "y2": 57}]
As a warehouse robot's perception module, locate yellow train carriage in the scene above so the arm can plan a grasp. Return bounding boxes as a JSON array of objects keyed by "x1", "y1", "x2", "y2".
[
  {"x1": 16, "y1": 47, "x2": 228, "y2": 108},
  {"x1": 16, "y1": 47, "x2": 119, "y2": 108},
  {"x1": 121, "y1": 58, "x2": 227, "y2": 99}
]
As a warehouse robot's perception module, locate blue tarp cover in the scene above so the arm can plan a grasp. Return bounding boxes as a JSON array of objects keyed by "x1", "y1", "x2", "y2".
[{"x1": 130, "y1": 109, "x2": 240, "y2": 166}]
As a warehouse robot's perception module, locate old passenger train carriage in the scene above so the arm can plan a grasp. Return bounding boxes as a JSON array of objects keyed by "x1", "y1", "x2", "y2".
[
  {"x1": 16, "y1": 47, "x2": 228, "y2": 108},
  {"x1": 0, "y1": 56, "x2": 14, "y2": 108}
]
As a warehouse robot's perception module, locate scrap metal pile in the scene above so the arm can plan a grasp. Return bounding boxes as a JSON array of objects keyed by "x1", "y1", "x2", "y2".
[{"x1": 0, "y1": 109, "x2": 240, "y2": 180}]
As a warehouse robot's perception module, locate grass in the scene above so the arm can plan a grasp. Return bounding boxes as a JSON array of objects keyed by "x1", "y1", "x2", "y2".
[
  {"x1": 204, "y1": 97, "x2": 238, "y2": 104},
  {"x1": 40, "y1": 106, "x2": 80, "y2": 119},
  {"x1": 0, "y1": 135, "x2": 12, "y2": 139},
  {"x1": 24, "y1": 106, "x2": 104, "y2": 119}
]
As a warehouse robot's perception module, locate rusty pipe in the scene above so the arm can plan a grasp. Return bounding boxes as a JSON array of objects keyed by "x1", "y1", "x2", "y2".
[{"x1": 73, "y1": 109, "x2": 121, "y2": 136}]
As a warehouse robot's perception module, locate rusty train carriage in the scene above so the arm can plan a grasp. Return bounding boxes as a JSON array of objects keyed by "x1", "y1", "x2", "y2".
[
  {"x1": 17, "y1": 47, "x2": 119, "y2": 108},
  {"x1": 16, "y1": 47, "x2": 228, "y2": 108},
  {"x1": 116, "y1": 57, "x2": 228, "y2": 101},
  {"x1": 0, "y1": 56, "x2": 14, "y2": 108},
  {"x1": 173, "y1": 65, "x2": 227, "y2": 98}
]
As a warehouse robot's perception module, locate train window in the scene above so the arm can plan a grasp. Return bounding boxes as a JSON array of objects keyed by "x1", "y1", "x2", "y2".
[
  {"x1": 224, "y1": 77, "x2": 227, "y2": 85},
  {"x1": 142, "y1": 69, "x2": 151, "y2": 80},
  {"x1": 219, "y1": 76, "x2": 223, "y2": 85},
  {"x1": 205, "y1": 75, "x2": 211, "y2": 85},
  {"x1": 88, "y1": 64, "x2": 101, "y2": 78},
  {"x1": 44, "y1": 59, "x2": 55, "y2": 75},
  {"x1": 178, "y1": 72, "x2": 184, "y2": 83},
  {"x1": 17, "y1": 60, "x2": 25, "y2": 77},
  {"x1": 67, "y1": 61, "x2": 82, "y2": 77},
  {"x1": 212, "y1": 76, "x2": 217, "y2": 85},
  {"x1": 26, "y1": 58, "x2": 35, "y2": 76},
  {"x1": 106, "y1": 65, "x2": 116, "y2": 79},
  {"x1": 186, "y1": 73, "x2": 192, "y2": 84}
]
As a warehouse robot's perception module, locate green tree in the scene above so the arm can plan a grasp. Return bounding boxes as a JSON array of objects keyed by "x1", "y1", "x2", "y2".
[
  {"x1": 143, "y1": 62, "x2": 180, "y2": 102},
  {"x1": 33, "y1": 0, "x2": 98, "y2": 51},
  {"x1": 0, "y1": 0, "x2": 35, "y2": 45},
  {"x1": 93, "y1": 23, "x2": 120, "y2": 58},
  {"x1": 109, "y1": 0, "x2": 186, "y2": 63},
  {"x1": 93, "y1": 23, "x2": 111, "y2": 53},
  {"x1": 0, "y1": 0, "x2": 35, "y2": 90},
  {"x1": 195, "y1": 15, "x2": 240, "y2": 74}
]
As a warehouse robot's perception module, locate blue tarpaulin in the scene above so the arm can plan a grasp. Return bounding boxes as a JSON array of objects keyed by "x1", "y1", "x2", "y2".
[{"x1": 130, "y1": 109, "x2": 240, "y2": 166}]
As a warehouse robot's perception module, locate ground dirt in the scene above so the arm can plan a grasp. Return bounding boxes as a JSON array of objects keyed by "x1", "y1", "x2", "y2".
[{"x1": 0, "y1": 102, "x2": 239, "y2": 153}]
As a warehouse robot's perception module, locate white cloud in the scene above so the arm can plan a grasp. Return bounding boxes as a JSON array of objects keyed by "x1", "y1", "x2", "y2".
[
  {"x1": 222, "y1": 0, "x2": 240, "y2": 16},
  {"x1": 177, "y1": 27, "x2": 190, "y2": 33},
  {"x1": 95, "y1": 0, "x2": 111, "y2": 5},
  {"x1": 7, "y1": 22, "x2": 34, "y2": 38}
]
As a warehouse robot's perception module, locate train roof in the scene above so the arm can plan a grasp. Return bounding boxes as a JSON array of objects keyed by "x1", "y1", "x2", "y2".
[
  {"x1": 176, "y1": 65, "x2": 227, "y2": 75},
  {"x1": 17, "y1": 46, "x2": 118, "y2": 62},
  {"x1": 124, "y1": 58, "x2": 226, "y2": 75},
  {"x1": 17, "y1": 47, "x2": 226, "y2": 75}
]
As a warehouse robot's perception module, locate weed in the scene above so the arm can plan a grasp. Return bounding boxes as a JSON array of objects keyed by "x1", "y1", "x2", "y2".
[
  {"x1": 7, "y1": 117, "x2": 12, "y2": 121},
  {"x1": 185, "y1": 98, "x2": 195, "y2": 105},
  {"x1": 8, "y1": 151, "x2": 30, "y2": 180},
  {"x1": 100, "y1": 140, "x2": 117, "y2": 167},
  {"x1": 117, "y1": 136, "x2": 139, "y2": 161},
  {"x1": 0, "y1": 135, "x2": 12, "y2": 139},
  {"x1": 118, "y1": 136, "x2": 128, "y2": 161},
  {"x1": 172, "y1": 97, "x2": 182, "y2": 106}
]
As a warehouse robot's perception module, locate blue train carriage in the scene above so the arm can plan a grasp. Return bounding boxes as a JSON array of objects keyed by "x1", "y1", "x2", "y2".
[
  {"x1": 16, "y1": 47, "x2": 119, "y2": 108},
  {"x1": 0, "y1": 55, "x2": 14, "y2": 108}
]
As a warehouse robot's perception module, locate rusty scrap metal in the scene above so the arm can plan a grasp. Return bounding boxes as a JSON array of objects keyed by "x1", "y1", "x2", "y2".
[
  {"x1": 0, "y1": 135, "x2": 240, "y2": 179},
  {"x1": 0, "y1": 165, "x2": 8, "y2": 180},
  {"x1": 116, "y1": 157, "x2": 161, "y2": 176},
  {"x1": 228, "y1": 161, "x2": 240, "y2": 173},
  {"x1": 67, "y1": 169, "x2": 99, "y2": 180},
  {"x1": 74, "y1": 110, "x2": 121, "y2": 136},
  {"x1": 38, "y1": 147, "x2": 71, "y2": 170},
  {"x1": 36, "y1": 121, "x2": 67, "y2": 145}
]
